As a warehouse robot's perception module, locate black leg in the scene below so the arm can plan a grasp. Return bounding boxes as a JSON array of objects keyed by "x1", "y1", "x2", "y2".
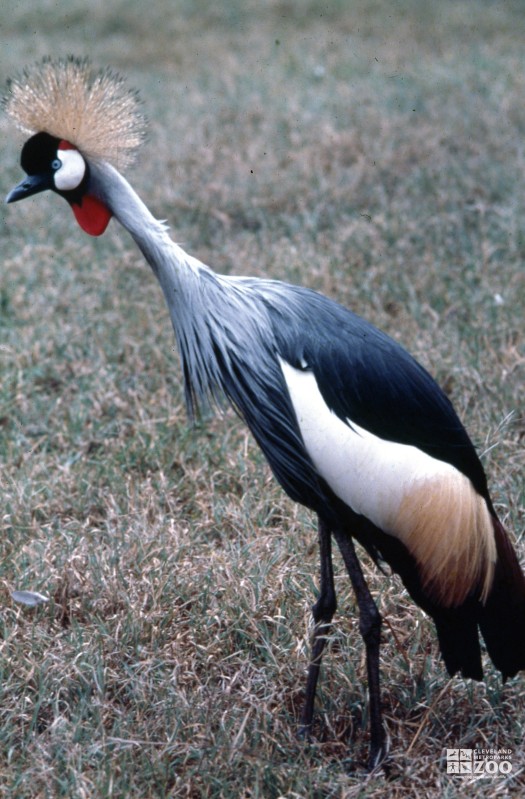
[
  {"x1": 299, "y1": 517, "x2": 337, "y2": 737},
  {"x1": 332, "y1": 529, "x2": 387, "y2": 770}
]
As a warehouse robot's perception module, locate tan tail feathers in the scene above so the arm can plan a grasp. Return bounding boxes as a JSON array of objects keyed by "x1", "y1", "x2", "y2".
[{"x1": 393, "y1": 473, "x2": 496, "y2": 607}]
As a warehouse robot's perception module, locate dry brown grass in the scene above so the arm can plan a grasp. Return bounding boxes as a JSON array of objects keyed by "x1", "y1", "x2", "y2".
[{"x1": 1, "y1": 1, "x2": 525, "y2": 796}]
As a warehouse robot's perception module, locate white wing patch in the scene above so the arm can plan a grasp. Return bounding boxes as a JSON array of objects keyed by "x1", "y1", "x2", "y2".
[
  {"x1": 279, "y1": 358, "x2": 453, "y2": 527},
  {"x1": 280, "y1": 358, "x2": 496, "y2": 606}
]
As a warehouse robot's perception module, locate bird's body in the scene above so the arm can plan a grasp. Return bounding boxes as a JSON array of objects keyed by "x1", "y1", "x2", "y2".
[{"x1": 5, "y1": 57, "x2": 525, "y2": 770}]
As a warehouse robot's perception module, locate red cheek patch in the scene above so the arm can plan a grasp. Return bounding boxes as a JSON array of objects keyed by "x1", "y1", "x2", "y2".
[{"x1": 71, "y1": 194, "x2": 112, "y2": 236}]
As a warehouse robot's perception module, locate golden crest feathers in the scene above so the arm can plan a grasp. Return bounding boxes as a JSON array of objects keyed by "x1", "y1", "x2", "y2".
[{"x1": 3, "y1": 56, "x2": 146, "y2": 169}]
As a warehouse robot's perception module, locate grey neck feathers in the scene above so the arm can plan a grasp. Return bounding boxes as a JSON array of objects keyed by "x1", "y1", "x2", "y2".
[
  {"x1": 89, "y1": 160, "x2": 203, "y2": 281},
  {"x1": 88, "y1": 160, "x2": 273, "y2": 416}
]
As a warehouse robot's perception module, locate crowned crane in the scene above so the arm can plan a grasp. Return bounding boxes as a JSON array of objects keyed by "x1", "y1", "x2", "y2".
[{"x1": 5, "y1": 57, "x2": 525, "y2": 770}]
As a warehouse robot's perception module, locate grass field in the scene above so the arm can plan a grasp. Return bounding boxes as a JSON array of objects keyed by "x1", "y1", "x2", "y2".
[{"x1": 1, "y1": 0, "x2": 525, "y2": 796}]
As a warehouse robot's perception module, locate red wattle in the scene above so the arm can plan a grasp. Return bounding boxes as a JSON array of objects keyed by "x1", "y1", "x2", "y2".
[{"x1": 71, "y1": 195, "x2": 112, "y2": 236}]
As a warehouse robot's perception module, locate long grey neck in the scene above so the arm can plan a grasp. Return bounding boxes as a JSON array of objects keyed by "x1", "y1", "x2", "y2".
[
  {"x1": 89, "y1": 161, "x2": 209, "y2": 290},
  {"x1": 88, "y1": 160, "x2": 238, "y2": 413}
]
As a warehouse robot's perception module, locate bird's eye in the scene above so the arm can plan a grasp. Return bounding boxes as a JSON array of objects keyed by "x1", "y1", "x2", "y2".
[{"x1": 51, "y1": 158, "x2": 62, "y2": 170}]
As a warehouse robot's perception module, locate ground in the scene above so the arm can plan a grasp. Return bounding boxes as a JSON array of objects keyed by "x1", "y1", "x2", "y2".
[{"x1": 1, "y1": 1, "x2": 524, "y2": 796}]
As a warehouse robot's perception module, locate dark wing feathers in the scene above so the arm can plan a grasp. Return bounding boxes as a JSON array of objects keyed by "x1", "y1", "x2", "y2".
[{"x1": 263, "y1": 283, "x2": 490, "y2": 500}]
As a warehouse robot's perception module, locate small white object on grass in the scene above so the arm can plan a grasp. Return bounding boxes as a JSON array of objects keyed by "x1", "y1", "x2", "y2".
[{"x1": 11, "y1": 590, "x2": 50, "y2": 607}]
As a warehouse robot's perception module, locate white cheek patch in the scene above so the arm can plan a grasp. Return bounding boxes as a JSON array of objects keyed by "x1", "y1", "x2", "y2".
[{"x1": 54, "y1": 148, "x2": 86, "y2": 191}]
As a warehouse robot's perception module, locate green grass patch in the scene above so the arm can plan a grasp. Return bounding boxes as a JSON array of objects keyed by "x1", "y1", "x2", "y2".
[{"x1": 1, "y1": 1, "x2": 524, "y2": 796}]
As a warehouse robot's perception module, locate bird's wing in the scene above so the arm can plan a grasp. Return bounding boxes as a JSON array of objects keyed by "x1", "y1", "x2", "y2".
[{"x1": 262, "y1": 283, "x2": 490, "y2": 500}]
